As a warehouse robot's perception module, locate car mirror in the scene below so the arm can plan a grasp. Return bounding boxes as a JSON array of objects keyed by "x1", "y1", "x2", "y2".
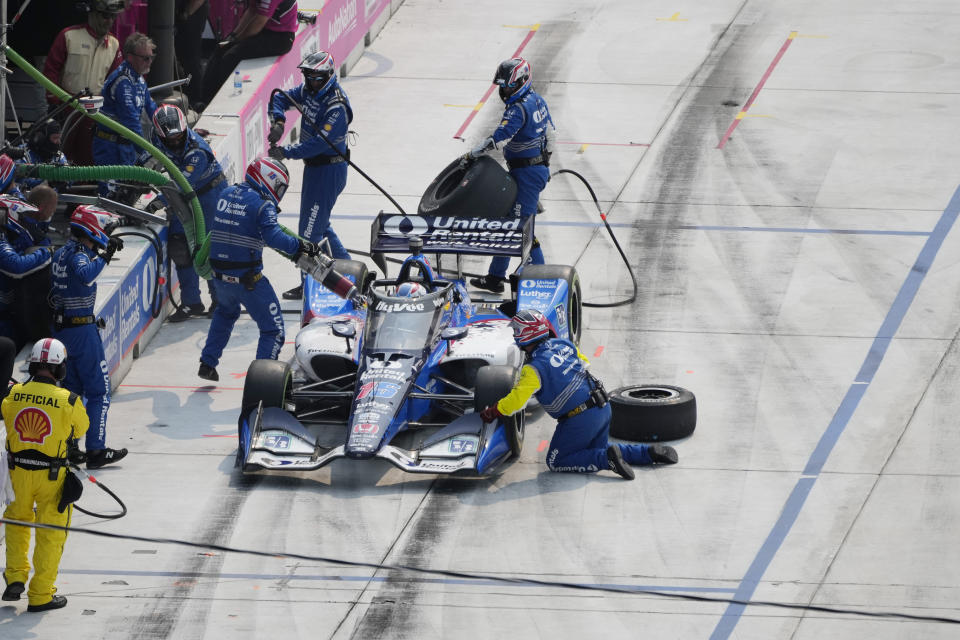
[
  {"x1": 440, "y1": 326, "x2": 467, "y2": 341},
  {"x1": 332, "y1": 322, "x2": 356, "y2": 338}
]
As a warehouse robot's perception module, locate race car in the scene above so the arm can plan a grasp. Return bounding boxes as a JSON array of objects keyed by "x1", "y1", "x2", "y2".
[{"x1": 236, "y1": 212, "x2": 583, "y2": 476}]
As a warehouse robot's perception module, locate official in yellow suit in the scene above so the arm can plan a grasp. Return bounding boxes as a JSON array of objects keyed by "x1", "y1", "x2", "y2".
[{"x1": 3, "y1": 338, "x2": 89, "y2": 612}]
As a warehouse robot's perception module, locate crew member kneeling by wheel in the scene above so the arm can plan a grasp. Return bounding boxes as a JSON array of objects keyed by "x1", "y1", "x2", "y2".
[
  {"x1": 3, "y1": 338, "x2": 89, "y2": 612},
  {"x1": 479, "y1": 310, "x2": 679, "y2": 479}
]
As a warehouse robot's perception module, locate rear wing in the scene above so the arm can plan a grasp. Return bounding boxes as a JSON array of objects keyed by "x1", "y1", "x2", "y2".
[{"x1": 370, "y1": 213, "x2": 532, "y2": 258}]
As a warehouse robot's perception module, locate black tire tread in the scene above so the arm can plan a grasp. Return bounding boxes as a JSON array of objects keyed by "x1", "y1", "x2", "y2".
[{"x1": 608, "y1": 384, "x2": 696, "y2": 442}]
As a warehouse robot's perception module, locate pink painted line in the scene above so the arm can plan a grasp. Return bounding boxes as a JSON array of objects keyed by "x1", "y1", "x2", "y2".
[
  {"x1": 717, "y1": 31, "x2": 796, "y2": 150},
  {"x1": 453, "y1": 27, "x2": 539, "y2": 140},
  {"x1": 537, "y1": 439, "x2": 549, "y2": 452},
  {"x1": 593, "y1": 346, "x2": 604, "y2": 357}
]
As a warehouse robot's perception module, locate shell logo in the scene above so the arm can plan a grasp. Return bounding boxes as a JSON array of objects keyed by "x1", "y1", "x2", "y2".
[{"x1": 14, "y1": 408, "x2": 52, "y2": 444}]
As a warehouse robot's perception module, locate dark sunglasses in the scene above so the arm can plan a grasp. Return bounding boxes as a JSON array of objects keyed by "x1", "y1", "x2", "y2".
[{"x1": 133, "y1": 52, "x2": 156, "y2": 62}]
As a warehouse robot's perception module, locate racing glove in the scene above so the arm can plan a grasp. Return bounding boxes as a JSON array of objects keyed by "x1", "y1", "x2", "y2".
[
  {"x1": 469, "y1": 136, "x2": 495, "y2": 158},
  {"x1": 479, "y1": 405, "x2": 503, "y2": 423},
  {"x1": 294, "y1": 239, "x2": 320, "y2": 261},
  {"x1": 103, "y1": 236, "x2": 123, "y2": 263},
  {"x1": 268, "y1": 145, "x2": 286, "y2": 161},
  {"x1": 267, "y1": 120, "x2": 285, "y2": 144}
]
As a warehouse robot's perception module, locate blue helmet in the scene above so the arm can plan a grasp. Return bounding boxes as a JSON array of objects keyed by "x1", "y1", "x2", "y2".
[
  {"x1": 245, "y1": 157, "x2": 289, "y2": 206},
  {"x1": 494, "y1": 58, "x2": 531, "y2": 104}
]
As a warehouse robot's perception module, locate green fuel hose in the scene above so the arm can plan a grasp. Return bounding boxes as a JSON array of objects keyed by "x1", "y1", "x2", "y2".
[
  {"x1": 15, "y1": 163, "x2": 170, "y2": 186},
  {"x1": 4, "y1": 46, "x2": 212, "y2": 279}
]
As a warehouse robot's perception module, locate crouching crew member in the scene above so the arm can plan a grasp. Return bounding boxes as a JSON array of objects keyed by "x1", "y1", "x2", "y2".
[
  {"x1": 3, "y1": 338, "x2": 89, "y2": 612},
  {"x1": 480, "y1": 309, "x2": 678, "y2": 479},
  {"x1": 51, "y1": 208, "x2": 127, "y2": 469}
]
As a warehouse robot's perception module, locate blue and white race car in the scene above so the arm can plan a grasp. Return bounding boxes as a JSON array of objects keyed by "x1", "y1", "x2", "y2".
[{"x1": 236, "y1": 213, "x2": 582, "y2": 476}]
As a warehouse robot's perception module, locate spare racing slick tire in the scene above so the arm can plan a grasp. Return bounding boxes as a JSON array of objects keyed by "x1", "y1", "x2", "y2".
[
  {"x1": 608, "y1": 384, "x2": 696, "y2": 442},
  {"x1": 474, "y1": 365, "x2": 524, "y2": 458},
  {"x1": 517, "y1": 264, "x2": 582, "y2": 345},
  {"x1": 241, "y1": 359, "x2": 292, "y2": 413},
  {"x1": 418, "y1": 155, "x2": 517, "y2": 218}
]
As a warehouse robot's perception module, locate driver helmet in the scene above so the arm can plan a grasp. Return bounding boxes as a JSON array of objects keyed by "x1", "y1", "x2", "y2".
[
  {"x1": 0, "y1": 197, "x2": 38, "y2": 238},
  {"x1": 245, "y1": 156, "x2": 289, "y2": 206},
  {"x1": 28, "y1": 337, "x2": 68, "y2": 381},
  {"x1": 395, "y1": 282, "x2": 426, "y2": 298},
  {"x1": 494, "y1": 58, "x2": 532, "y2": 104},
  {"x1": 511, "y1": 309, "x2": 555, "y2": 347},
  {"x1": 70, "y1": 205, "x2": 110, "y2": 249},
  {"x1": 152, "y1": 104, "x2": 188, "y2": 152},
  {"x1": 27, "y1": 118, "x2": 62, "y2": 161},
  {"x1": 298, "y1": 51, "x2": 336, "y2": 94},
  {"x1": 0, "y1": 154, "x2": 16, "y2": 194}
]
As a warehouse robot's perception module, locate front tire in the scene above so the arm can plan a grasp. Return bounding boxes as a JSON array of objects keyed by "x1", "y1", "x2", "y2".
[
  {"x1": 608, "y1": 384, "x2": 696, "y2": 442},
  {"x1": 474, "y1": 365, "x2": 524, "y2": 458}
]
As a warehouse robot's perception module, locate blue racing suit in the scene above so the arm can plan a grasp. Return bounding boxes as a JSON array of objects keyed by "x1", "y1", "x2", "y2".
[
  {"x1": 496, "y1": 338, "x2": 656, "y2": 472},
  {"x1": 0, "y1": 232, "x2": 51, "y2": 341},
  {"x1": 270, "y1": 79, "x2": 352, "y2": 260},
  {"x1": 50, "y1": 240, "x2": 112, "y2": 451},
  {"x1": 92, "y1": 61, "x2": 158, "y2": 194},
  {"x1": 200, "y1": 183, "x2": 300, "y2": 368},
  {"x1": 147, "y1": 129, "x2": 227, "y2": 307},
  {"x1": 487, "y1": 87, "x2": 554, "y2": 278}
]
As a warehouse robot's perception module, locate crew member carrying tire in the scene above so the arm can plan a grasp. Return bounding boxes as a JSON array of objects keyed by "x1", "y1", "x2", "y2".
[
  {"x1": 468, "y1": 58, "x2": 555, "y2": 294},
  {"x1": 479, "y1": 309, "x2": 679, "y2": 479}
]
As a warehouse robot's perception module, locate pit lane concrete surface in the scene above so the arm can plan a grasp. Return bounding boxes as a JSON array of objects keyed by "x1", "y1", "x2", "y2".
[{"x1": 4, "y1": 0, "x2": 960, "y2": 638}]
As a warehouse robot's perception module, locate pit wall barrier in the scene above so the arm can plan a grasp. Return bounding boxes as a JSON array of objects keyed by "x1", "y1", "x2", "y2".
[
  {"x1": 65, "y1": 0, "x2": 405, "y2": 388},
  {"x1": 199, "y1": 0, "x2": 403, "y2": 183}
]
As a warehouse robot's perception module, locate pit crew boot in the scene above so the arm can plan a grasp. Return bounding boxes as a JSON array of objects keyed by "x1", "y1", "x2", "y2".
[
  {"x1": 198, "y1": 362, "x2": 219, "y2": 381},
  {"x1": 648, "y1": 444, "x2": 679, "y2": 465},
  {"x1": 169, "y1": 303, "x2": 205, "y2": 323},
  {"x1": 607, "y1": 445, "x2": 635, "y2": 480},
  {"x1": 469, "y1": 274, "x2": 505, "y2": 293},
  {"x1": 282, "y1": 284, "x2": 303, "y2": 300},
  {"x1": 27, "y1": 595, "x2": 67, "y2": 612},
  {"x1": 2, "y1": 580, "x2": 24, "y2": 601},
  {"x1": 86, "y1": 447, "x2": 128, "y2": 469}
]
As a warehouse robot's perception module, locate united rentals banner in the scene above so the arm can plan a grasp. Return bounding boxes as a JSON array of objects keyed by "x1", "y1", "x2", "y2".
[{"x1": 370, "y1": 213, "x2": 532, "y2": 257}]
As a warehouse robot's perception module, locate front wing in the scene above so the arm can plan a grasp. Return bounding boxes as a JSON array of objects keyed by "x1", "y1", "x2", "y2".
[{"x1": 237, "y1": 405, "x2": 514, "y2": 475}]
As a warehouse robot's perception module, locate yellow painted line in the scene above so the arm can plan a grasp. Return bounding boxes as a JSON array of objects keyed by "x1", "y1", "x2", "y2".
[
  {"x1": 657, "y1": 12, "x2": 688, "y2": 22},
  {"x1": 474, "y1": 102, "x2": 485, "y2": 111},
  {"x1": 578, "y1": 144, "x2": 589, "y2": 154},
  {"x1": 735, "y1": 111, "x2": 747, "y2": 120},
  {"x1": 503, "y1": 23, "x2": 540, "y2": 30},
  {"x1": 743, "y1": 113, "x2": 773, "y2": 118}
]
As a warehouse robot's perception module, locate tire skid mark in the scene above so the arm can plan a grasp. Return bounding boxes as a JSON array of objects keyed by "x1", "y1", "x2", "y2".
[{"x1": 122, "y1": 474, "x2": 262, "y2": 639}]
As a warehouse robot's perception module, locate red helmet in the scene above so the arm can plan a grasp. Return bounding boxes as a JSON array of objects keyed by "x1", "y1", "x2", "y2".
[
  {"x1": 152, "y1": 104, "x2": 188, "y2": 151},
  {"x1": 511, "y1": 309, "x2": 555, "y2": 347},
  {"x1": 70, "y1": 205, "x2": 110, "y2": 248},
  {"x1": 0, "y1": 154, "x2": 16, "y2": 193},
  {"x1": 245, "y1": 156, "x2": 289, "y2": 206}
]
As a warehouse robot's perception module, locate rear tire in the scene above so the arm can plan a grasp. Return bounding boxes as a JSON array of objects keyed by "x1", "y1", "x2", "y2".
[
  {"x1": 418, "y1": 155, "x2": 517, "y2": 218},
  {"x1": 517, "y1": 264, "x2": 582, "y2": 345},
  {"x1": 474, "y1": 365, "x2": 524, "y2": 458},
  {"x1": 608, "y1": 384, "x2": 696, "y2": 442}
]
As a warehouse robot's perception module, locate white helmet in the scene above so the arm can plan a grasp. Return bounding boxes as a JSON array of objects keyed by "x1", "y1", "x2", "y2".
[{"x1": 28, "y1": 338, "x2": 68, "y2": 380}]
